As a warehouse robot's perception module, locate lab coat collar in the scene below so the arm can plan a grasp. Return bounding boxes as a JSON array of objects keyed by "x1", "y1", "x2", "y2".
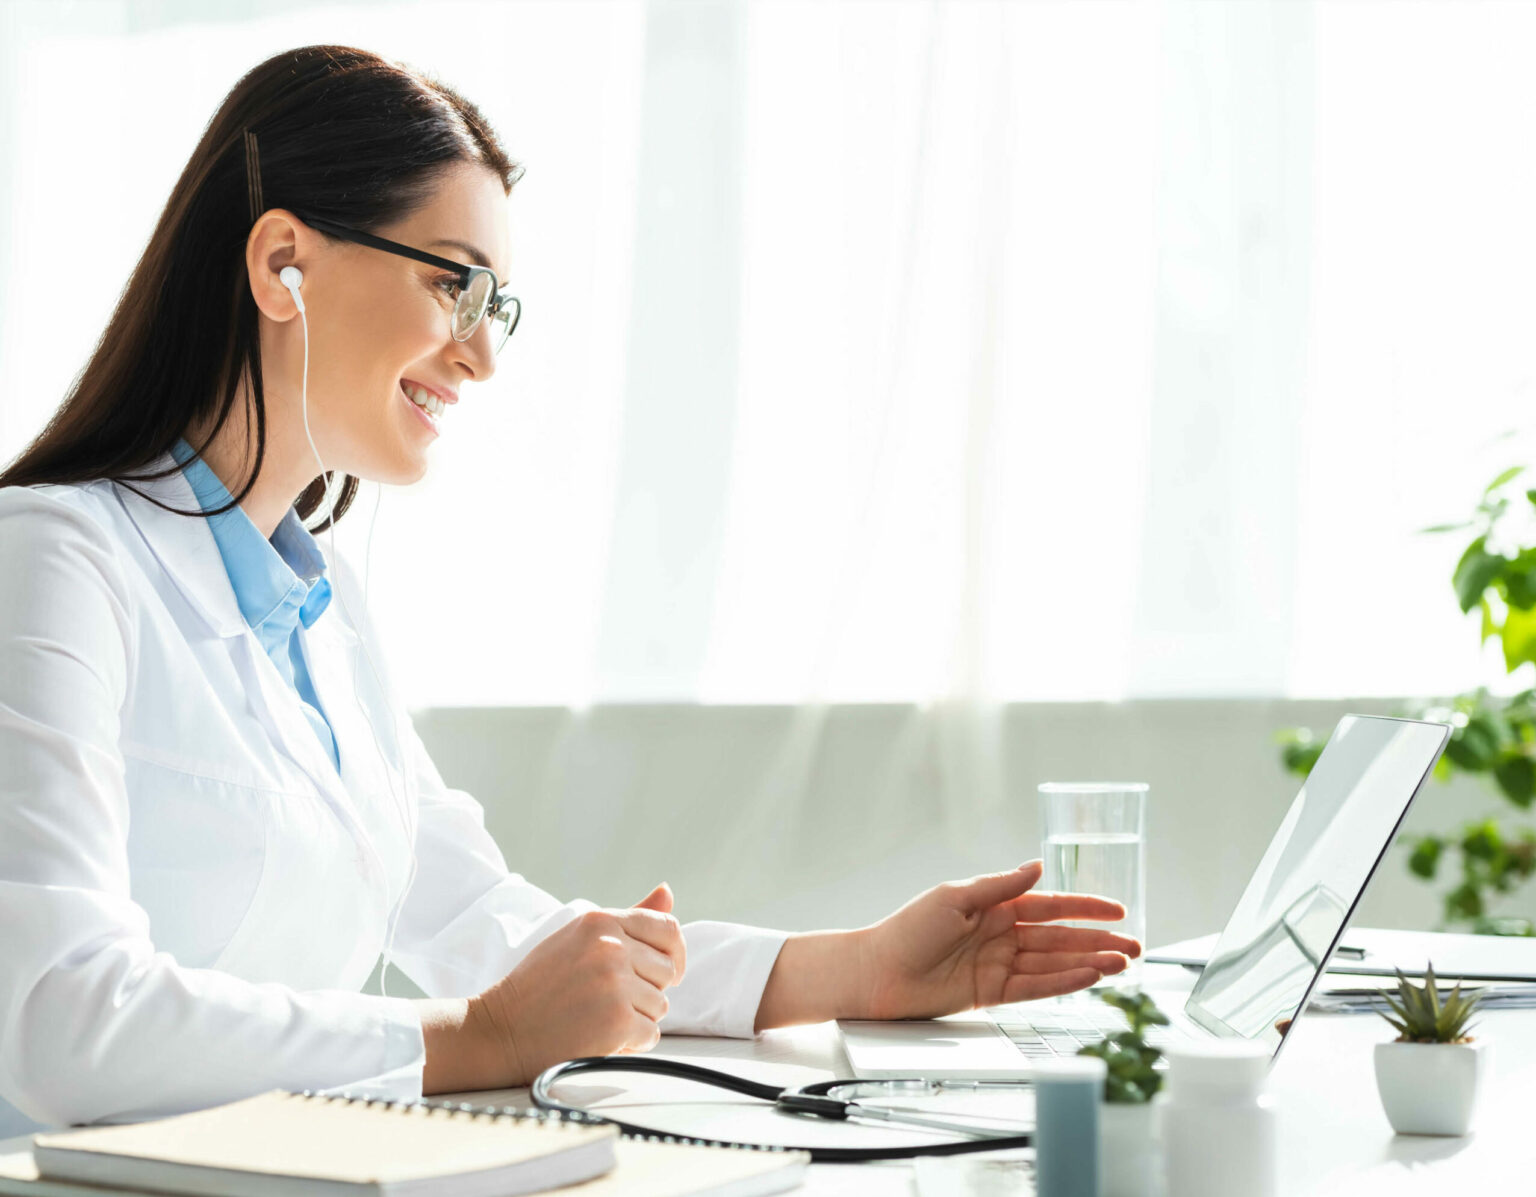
[
  {"x1": 166, "y1": 439, "x2": 334, "y2": 652},
  {"x1": 113, "y1": 452, "x2": 348, "y2": 646},
  {"x1": 112, "y1": 453, "x2": 249, "y2": 639}
]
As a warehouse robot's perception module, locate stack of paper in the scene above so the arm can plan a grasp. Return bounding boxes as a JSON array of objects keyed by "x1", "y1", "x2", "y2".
[{"x1": 1308, "y1": 977, "x2": 1536, "y2": 1014}]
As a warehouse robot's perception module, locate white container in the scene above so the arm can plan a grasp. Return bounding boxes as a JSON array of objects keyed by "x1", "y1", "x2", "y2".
[
  {"x1": 1160, "y1": 1041, "x2": 1276, "y2": 1197},
  {"x1": 1373, "y1": 1039, "x2": 1489, "y2": 1135},
  {"x1": 1100, "y1": 1099, "x2": 1161, "y2": 1197}
]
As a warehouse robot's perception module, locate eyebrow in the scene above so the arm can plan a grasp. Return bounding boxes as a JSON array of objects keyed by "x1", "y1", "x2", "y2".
[{"x1": 429, "y1": 238, "x2": 499, "y2": 274}]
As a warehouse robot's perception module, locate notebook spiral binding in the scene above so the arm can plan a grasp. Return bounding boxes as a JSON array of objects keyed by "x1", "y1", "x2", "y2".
[
  {"x1": 290, "y1": 1090, "x2": 792, "y2": 1154},
  {"x1": 291, "y1": 1090, "x2": 595, "y2": 1128}
]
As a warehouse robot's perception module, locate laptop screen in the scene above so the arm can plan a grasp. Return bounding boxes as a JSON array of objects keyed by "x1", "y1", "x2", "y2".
[{"x1": 1185, "y1": 715, "x2": 1449, "y2": 1050}]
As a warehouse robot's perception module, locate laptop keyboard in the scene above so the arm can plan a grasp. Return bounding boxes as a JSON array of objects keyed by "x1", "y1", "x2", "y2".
[{"x1": 987, "y1": 1001, "x2": 1179, "y2": 1059}]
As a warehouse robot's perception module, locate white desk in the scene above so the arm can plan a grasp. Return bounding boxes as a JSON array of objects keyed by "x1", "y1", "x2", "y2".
[
  {"x1": 4, "y1": 966, "x2": 1532, "y2": 1194},
  {"x1": 449, "y1": 963, "x2": 1536, "y2": 1195}
]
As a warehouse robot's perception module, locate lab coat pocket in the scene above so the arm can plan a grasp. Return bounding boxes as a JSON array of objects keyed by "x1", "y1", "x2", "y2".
[
  {"x1": 208, "y1": 783, "x2": 390, "y2": 992},
  {"x1": 122, "y1": 752, "x2": 381, "y2": 991},
  {"x1": 122, "y1": 754, "x2": 269, "y2": 971}
]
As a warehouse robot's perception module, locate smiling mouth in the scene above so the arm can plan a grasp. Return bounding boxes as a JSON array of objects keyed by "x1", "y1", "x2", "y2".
[
  {"x1": 401, "y1": 381, "x2": 441, "y2": 433},
  {"x1": 401, "y1": 380, "x2": 448, "y2": 417}
]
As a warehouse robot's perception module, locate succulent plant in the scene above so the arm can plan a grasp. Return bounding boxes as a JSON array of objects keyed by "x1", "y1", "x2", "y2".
[
  {"x1": 1376, "y1": 961, "x2": 1484, "y2": 1044},
  {"x1": 1078, "y1": 989, "x2": 1170, "y2": 1104}
]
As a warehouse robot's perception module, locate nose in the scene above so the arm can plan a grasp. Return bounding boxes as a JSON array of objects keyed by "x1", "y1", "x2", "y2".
[{"x1": 448, "y1": 315, "x2": 498, "y2": 383}]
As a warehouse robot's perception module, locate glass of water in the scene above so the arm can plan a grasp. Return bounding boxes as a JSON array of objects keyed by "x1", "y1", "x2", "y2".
[{"x1": 1038, "y1": 782, "x2": 1147, "y2": 991}]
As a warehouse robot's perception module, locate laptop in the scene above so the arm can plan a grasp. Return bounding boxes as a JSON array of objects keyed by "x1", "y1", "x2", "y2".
[{"x1": 837, "y1": 713, "x2": 1451, "y2": 1078}]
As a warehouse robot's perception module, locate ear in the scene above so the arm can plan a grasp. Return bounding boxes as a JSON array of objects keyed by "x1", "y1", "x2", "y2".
[{"x1": 246, "y1": 208, "x2": 311, "y2": 321}]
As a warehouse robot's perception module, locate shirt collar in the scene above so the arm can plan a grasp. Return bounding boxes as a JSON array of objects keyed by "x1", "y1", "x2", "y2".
[{"x1": 169, "y1": 438, "x2": 333, "y2": 636}]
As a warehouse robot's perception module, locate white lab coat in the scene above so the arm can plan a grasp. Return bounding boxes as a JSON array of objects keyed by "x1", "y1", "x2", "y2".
[{"x1": 0, "y1": 459, "x2": 788, "y2": 1137}]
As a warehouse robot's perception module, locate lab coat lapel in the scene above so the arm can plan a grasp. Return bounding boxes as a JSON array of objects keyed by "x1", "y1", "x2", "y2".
[
  {"x1": 111, "y1": 458, "x2": 246, "y2": 638},
  {"x1": 114, "y1": 455, "x2": 402, "y2": 875},
  {"x1": 301, "y1": 607, "x2": 415, "y2": 890},
  {"x1": 239, "y1": 626, "x2": 351, "y2": 794},
  {"x1": 113, "y1": 458, "x2": 346, "y2": 804}
]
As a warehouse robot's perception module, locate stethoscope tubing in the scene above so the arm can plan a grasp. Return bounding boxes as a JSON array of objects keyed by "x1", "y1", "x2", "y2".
[{"x1": 530, "y1": 1057, "x2": 1034, "y2": 1163}]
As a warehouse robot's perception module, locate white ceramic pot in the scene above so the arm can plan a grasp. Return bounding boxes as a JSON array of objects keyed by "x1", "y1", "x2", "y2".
[
  {"x1": 1100, "y1": 1099, "x2": 1161, "y2": 1197},
  {"x1": 1373, "y1": 1039, "x2": 1490, "y2": 1136}
]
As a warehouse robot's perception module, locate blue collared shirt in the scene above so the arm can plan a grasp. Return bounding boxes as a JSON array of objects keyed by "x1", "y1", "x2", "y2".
[{"x1": 170, "y1": 439, "x2": 340, "y2": 771}]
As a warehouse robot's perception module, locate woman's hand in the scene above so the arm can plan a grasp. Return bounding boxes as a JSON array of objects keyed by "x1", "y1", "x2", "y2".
[
  {"x1": 855, "y1": 860, "x2": 1139, "y2": 1020},
  {"x1": 754, "y1": 861, "x2": 1140, "y2": 1030},
  {"x1": 420, "y1": 882, "x2": 686, "y2": 1093}
]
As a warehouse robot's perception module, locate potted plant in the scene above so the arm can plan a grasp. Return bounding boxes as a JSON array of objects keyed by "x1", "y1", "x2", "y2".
[
  {"x1": 1078, "y1": 990, "x2": 1166, "y2": 1197},
  {"x1": 1372, "y1": 962, "x2": 1490, "y2": 1136}
]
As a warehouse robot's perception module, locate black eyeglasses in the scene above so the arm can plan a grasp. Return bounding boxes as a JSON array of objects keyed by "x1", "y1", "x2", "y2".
[{"x1": 292, "y1": 212, "x2": 521, "y2": 353}]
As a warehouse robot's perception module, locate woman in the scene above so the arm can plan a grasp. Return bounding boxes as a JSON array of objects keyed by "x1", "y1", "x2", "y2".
[{"x1": 0, "y1": 45, "x2": 1138, "y2": 1136}]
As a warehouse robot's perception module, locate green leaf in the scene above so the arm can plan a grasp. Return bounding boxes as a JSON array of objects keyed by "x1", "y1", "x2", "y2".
[
  {"x1": 1446, "y1": 881, "x2": 1485, "y2": 921},
  {"x1": 1445, "y1": 712, "x2": 1503, "y2": 772},
  {"x1": 1505, "y1": 550, "x2": 1536, "y2": 610},
  {"x1": 1461, "y1": 820, "x2": 1502, "y2": 861},
  {"x1": 1275, "y1": 728, "x2": 1324, "y2": 778},
  {"x1": 1486, "y1": 465, "x2": 1526, "y2": 495},
  {"x1": 1481, "y1": 597, "x2": 1498, "y2": 644},
  {"x1": 1282, "y1": 741, "x2": 1323, "y2": 777},
  {"x1": 1408, "y1": 836, "x2": 1444, "y2": 879},
  {"x1": 1082, "y1": 990, "x2": 1166, "y2": 1103},
  {"x1": 1421, "y1": 521, "x2": 1474, "y2": 535},
  {"x1": 1455, "y1": 538, "x2": 1505, "y2": 614},
  {"x1": 1502, "y1": 603, "x2": 1536, "y2": 672},
  {"x1": 1494, "y1": 755, "x2": 1536, "y2": 808}
]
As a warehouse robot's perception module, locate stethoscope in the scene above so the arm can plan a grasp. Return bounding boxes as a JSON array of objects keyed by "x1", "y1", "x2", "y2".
[{"x1": 531, "y1": 1057, "x2": 1035, "y2": 1163}]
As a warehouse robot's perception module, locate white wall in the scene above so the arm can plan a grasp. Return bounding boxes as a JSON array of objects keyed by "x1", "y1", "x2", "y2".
[{"x1": 406, "y1": 699, "x2": 1507, "y2": 959}]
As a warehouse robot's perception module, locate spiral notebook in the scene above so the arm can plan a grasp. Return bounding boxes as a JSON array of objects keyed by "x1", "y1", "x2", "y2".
[{"x1": 18, "y1": 1091, "x2": 808, "y2": 1197}]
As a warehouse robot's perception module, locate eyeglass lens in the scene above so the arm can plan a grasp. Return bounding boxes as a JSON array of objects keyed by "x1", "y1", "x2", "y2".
[
  {"x1": 451, "y1": 274, "x2": 519, "y2": 353},
  {"x1": 451, "y1": 272, "x2": 495, "y2": 341}
]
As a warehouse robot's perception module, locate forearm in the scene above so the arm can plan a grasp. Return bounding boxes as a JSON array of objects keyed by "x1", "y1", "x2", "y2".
[
  {"x1": 0, "y1": 937, "x2": 425, "y2": 1127},
  {"x1": 753, "y1": 929, "x2": 871, "y2": 1032},
  {"x1": 417, "y1": 996, "x2": 510, "y2": 1094}
]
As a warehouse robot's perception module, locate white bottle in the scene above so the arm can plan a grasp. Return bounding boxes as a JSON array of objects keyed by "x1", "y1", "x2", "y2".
[{"x1": 1159, "y1": 1040, "x2": 1276, "y2": 1197}]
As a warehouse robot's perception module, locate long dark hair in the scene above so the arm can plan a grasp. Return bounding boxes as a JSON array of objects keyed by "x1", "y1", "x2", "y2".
[{"x1": 0, "y1": 44, "x2": 522, "y2": 529}]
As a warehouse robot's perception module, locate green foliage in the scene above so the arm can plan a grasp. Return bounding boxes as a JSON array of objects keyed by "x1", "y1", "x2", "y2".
[
  {"x1": 1273, "y1": 727, "x2": 1324, "y2": 778},
  {"x1": 1076, "y1": 989, "x2": 1168, "y2": 1104},
  {"x1": 1277, "y1": 463, "x2": 1536, "y2": 935},
  {"x1": 1284, "y1": 717, "x2": 1536, "y2": 935},
  {"x1": 1375, "y1": 961, "x2": 1484, "y2": 1044}
]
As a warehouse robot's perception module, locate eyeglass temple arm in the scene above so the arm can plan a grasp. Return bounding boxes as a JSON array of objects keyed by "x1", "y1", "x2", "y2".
[
  {"x1": 293, "y1": 212, "x2": 516, "y2": 331},
  {"x1": 296, "y1": 213, "x2": 479, "y2": 281}
]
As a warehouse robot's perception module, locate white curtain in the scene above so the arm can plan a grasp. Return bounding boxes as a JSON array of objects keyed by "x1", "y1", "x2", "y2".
[{"x1": 3, "y1": 0, "x2": 1534, "y2": 716}]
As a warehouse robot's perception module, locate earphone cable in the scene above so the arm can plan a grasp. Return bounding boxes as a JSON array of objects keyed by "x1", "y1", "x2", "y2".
[{"x1": 288, "y1": 276, "x2": 419, "y2": 1000}]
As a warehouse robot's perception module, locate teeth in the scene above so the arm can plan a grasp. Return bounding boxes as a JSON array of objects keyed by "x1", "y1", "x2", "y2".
[{"x1": 403, "y1": 383, "x2": 445, "y2": 419}]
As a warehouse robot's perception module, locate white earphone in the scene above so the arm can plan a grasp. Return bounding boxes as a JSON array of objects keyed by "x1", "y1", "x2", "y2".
[
  {"x1": 279, "y1": 266, "x2": 305, "y2": 312},
  {"x1": 279, "y1": 263, "x2": 419, "y2": 998}
]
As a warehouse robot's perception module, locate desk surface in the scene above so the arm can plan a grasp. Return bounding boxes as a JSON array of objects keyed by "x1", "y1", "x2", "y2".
[
  {"x1": 449, "y1": 963, "x2": 1536, "y2": 1195},
  {"x1": 4, "y1": 967, "x2": 1531, "y2": 1195}
]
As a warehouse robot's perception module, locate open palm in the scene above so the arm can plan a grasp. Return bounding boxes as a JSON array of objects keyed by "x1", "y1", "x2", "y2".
[{"x1": 857, "y1": 860, "x2": 1140, "y2": 1021}]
